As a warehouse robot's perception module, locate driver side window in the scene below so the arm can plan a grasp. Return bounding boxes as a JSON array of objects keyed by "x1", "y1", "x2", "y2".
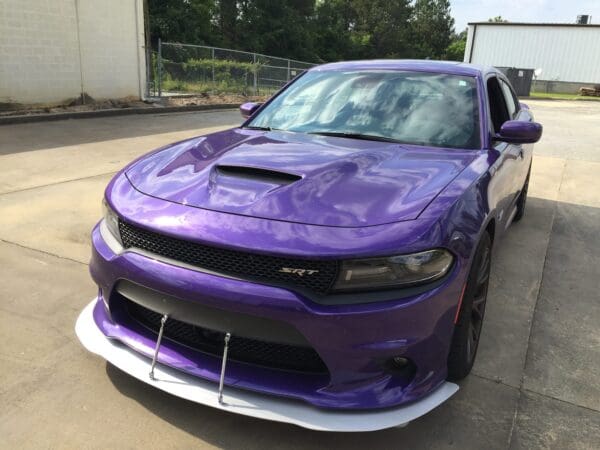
[{"x1": 487, "y1": 76, "x2": 509, "y2": 133}]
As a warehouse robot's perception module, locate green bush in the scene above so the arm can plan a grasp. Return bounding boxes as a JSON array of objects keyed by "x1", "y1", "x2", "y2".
[{"x1": 158, "y1": 58, "x2": 260, "y2": 94}]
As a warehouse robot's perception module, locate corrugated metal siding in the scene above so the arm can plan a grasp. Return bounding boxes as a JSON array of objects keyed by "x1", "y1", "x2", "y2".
[{"x1": 465, "y1": 25, "x2": 600, "y2": 83}]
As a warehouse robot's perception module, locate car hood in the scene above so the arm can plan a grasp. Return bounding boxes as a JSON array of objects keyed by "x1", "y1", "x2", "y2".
[{"x1": 125, "y1": 129, "x2": 477, "y2": 227}]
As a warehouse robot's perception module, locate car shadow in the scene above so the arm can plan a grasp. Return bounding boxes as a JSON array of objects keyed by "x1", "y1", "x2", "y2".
[
  {"x1": 104, "y1": 361, "x2": 483, "y2": 449},
  {"x1": 103, "y1": 195, "x2": 599, "y2": 448}
]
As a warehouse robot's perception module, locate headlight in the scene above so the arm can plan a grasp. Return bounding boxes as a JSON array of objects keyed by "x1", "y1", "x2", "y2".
[
  {"x1": 332, "y1": 249, "x2": 453, "y2": 292},
  {"x1": 102, "y1": 198, "x2": 122, "y2": 245}
]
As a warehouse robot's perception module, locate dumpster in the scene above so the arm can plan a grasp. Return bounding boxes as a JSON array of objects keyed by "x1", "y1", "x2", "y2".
[{"x1": 497, "y1": 67, "x2": 535, "y2": 97}]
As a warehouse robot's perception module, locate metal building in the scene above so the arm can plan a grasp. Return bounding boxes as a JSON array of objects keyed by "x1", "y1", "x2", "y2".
[{"x1": 464, "y1": 22, "x2": 600, "y2": 93}]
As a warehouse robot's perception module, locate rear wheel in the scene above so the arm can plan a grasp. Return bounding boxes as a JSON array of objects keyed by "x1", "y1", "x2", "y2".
[{"x1": 447, "y1": 232, "x2": 492, "y2": 381}]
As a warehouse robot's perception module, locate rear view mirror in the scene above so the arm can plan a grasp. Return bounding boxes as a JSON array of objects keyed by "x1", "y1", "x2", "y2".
[
  {"x1": 240, "y1": 102, "x2": 261, "y2": 119},
  {"x1": 496, "y1": 120, "x2": 542, "y2": 144}
]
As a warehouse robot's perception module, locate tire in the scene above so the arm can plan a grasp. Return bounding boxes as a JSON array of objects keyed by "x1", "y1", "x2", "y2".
[
  {"x1": 447, "y1": 232, "x2": 492, "y2": 381},
  {"x1": 513, "y1": 166, "x2": 531, "y2": 222}
]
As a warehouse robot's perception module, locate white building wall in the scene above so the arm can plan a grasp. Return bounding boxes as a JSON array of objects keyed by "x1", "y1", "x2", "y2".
[
  {"x1": 77, "y1": 0, "x2": 145, "y2": 100},
  {"x1": 465, "y1": 24, "x2": 600, "y2": 83},
  {"x1": 0, "y1": 0, "x2": 146, "y2": 105}
]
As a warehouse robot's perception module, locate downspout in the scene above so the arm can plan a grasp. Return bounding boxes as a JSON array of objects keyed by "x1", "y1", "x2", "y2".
[
  {"x1": 74, "y1": 0, "x2": 85, "y2": 104},
  {"x1": 143, "y1": 0, "x2": 151, "y2": 97},
  {"x1": 134, "y1": 0, "x2": 146, "y2": 100}
]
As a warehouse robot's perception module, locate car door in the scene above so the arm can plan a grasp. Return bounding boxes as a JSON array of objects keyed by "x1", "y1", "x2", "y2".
[
  {"x1": 485, "y1": 75, "x2": 522, "y2": 229},
  {"x1": 499, "y1": 78, "x2": 533, "y2": 198}
]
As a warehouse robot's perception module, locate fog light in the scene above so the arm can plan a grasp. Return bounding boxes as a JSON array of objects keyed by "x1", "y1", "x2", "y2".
[
  {"x1": 391, "y1": 356, "x2": 409, "y2": 368},
  {"x1": 385, "y1": 356, "x2": 416, "y2": 379}
]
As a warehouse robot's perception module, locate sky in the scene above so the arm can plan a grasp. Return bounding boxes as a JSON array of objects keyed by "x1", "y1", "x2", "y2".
[{"x1": 451, "y1": 0, "x2": 600, "y2": 31}]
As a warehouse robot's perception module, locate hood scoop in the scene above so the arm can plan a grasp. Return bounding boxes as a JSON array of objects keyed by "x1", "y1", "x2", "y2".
[
  {"x1": 215, "y1": 165, "x2": 302, "y2": 185},
  {"x1": 203, "y1": 164, "x2": 303, "y2": 210}
]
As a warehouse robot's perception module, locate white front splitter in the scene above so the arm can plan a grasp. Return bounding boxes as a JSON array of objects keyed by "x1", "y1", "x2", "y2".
[{"x1": 76, "y1": 300, "x2": 458, "y2": 432}]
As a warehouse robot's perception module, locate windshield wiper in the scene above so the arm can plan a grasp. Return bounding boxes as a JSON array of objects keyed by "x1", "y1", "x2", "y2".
[
  {"x1": 243, "y1": 125, "x2": 273, "y2": 131},
  {"x1": 308, "y1": 131, "x2": 403, "y2": 144}
]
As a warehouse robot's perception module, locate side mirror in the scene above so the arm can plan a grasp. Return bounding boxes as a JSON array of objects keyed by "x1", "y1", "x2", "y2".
[
  {"x1": 240, "y1": 102, "x2": 261, "y2": 119},
  {"x1": 496, "y1": 120, "x2": 542, "y2": 144}
]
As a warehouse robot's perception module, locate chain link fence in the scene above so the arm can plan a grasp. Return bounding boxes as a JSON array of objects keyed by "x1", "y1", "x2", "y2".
[{"x1": 148, "y1": 41, "x2": 316, "y2": 97}]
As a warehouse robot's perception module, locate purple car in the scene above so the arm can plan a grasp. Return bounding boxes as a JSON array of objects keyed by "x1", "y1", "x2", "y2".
[{"x1": 76, "y1": 60, "x2": 542, "y2": 431}]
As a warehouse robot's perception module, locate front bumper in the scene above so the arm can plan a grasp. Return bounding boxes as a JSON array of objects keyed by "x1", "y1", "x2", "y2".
[
  {"x1": 89, "y1": 214, "x2": 466, "y2": 410},
  {"x1": 76, "y1": 299, "x2": 458, "y2": 431}
]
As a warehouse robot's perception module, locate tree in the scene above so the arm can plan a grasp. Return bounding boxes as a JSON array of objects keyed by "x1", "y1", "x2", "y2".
[
  {"x1": 217, "y1": 0, "x2": 238, "y2": 48},
  {"x1": 445, "y1": 28, "x2": 467, "y2": 61},
  {"x1": 488, "y1": 16, "x2": 508, "y2": 23},
  {"x1": 412, "y1": 0, "x2": 455, "y2": 59},
  {"x1": 147, "y1": 0, "x2": 463, "y2": 63},
  {"x1": 313, "y1": 0, "x2": 355, "y2": 62},
  {"x1": 148, "y1": 0, "x2": 215, "y2": 47},
  {"x1": 312, "y1": 0, "x2": 415, "y2": 61},
  {"x1": 235, "y1": 0, "x2": 317, "y2": 60},
  {"x1": 350, "y1": 0, "x2": 414, "y2": 59}
]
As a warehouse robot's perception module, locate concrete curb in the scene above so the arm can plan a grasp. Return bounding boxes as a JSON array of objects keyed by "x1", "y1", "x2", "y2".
[
  {"x1": 0, "y1": 103, "x2": 240, "y2": 125},
  {"x1": 521, "y1": 96, "x2": 600, "y2": 102}
]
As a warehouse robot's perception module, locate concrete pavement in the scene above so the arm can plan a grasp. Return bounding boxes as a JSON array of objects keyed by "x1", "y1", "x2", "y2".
[{"x1": 0, "y1": 102, "x2": 598, "y2": 449}]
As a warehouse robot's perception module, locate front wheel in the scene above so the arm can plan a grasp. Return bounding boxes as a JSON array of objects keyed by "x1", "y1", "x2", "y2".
[{"x1": 447, "y1": 232, "x2": 492, "y2": 381}]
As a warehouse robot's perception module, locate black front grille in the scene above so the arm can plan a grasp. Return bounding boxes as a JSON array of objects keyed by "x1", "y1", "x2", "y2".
[
  {"x1": 118, "y1": 220, "x2": 339, "y2": 294},
  {"x1": 126, "y1": 300, "x2": 328, "y2": 373}
]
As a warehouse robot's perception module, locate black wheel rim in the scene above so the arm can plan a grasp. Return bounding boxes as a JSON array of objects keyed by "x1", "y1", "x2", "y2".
[{"x1": 466, "y1": 245, "x2": 490, "y2": 364}]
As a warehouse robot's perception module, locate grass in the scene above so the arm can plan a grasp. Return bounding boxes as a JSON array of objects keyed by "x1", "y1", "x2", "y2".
[
  {"x1": 161, "y1": 79, "x2": 248, "y2": 95},
  {"x1": 160, "y1": 77, "x2": 281, "y2": 97},
  {"x1": 528, "y1": 91, "x2": 600, "y2": 101}
]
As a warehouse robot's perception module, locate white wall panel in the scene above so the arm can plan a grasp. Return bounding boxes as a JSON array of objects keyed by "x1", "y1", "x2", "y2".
[
  {"x1": 465, "y1": 24, "x2": 600, "y2": 83},
  {"x1": 77, "y1": 0, "x2": 144, "y2": 100},
  {"x1": 0, "y1": 0, "x2": 81, "y2": 104},
  {"x1": 0, "y1": 0, "x2": 146, "y2": 105}
]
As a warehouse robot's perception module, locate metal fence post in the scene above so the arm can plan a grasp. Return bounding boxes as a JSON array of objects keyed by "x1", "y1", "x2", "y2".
[
  {"x1": 211, "y1": 47, "x2": 215, "y2": 86},
  {"x1": 287, "y1": 59, "x2": 291, "y2": 81},
  {"x1": 253, "y1": 53, "x2": 258, "y2": 95},
  {"x1": 157, "y1": 38, "x2": 162, "y2": 97}
]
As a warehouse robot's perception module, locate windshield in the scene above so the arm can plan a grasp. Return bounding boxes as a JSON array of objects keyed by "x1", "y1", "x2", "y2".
[{"x1": 247, "y1": 70, "x2": 481, "y2": 149}]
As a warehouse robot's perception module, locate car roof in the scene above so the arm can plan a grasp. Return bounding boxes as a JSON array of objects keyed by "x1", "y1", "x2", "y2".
[{"x1": 310, "y1": 59, "x2": 498, "y2": 78}]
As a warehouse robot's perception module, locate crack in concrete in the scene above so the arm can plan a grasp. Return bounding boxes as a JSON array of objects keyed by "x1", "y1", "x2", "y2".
[
  {"x1": 0, "y1": 238, "x2": 88, "y2": 266},
  {"x1": 0, "y1": 171, "x2": 117, "y2": 197},
  {"x1": 471, "y1": 372, "x2": 600, "y2": 415}
]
